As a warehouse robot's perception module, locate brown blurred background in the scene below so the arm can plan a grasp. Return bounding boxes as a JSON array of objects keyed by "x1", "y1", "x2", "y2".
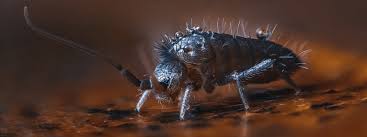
[{"x1": 0, "y1": 0, "x2": 366, "y2": 109}]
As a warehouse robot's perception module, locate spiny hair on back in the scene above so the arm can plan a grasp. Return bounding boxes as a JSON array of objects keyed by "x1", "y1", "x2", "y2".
[
  {"x1": 153, "y1": 19, "x2": 310, "y2": 68},
  {"x1": 152, "y1": 18, "x2": 256, "y2": 64},
  {"x1": 153, "y1": 25, "x2": 206, "y2": 64}
]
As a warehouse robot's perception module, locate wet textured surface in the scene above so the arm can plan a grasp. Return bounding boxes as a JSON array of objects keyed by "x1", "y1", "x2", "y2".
[{"x1": 2, "y1": 84, "x2": 367, "y2": 137}]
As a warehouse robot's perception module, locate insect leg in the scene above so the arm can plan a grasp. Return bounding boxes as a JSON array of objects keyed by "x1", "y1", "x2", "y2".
[
  {"x1": 179, "y1": 84, "x2": 195, "y2": 120},
  {"x1": 136, "y1": 77, "x2": 174, "y2": 112},
  {"x1": 136, "y1": 89, "x2": 152, "y2": 112},
  {"x1": 235, "y1": 78, "x2": 250, "y2": 110},
  {"x1": 24, "y1": 2, "x2": 141, "y2": 87},
  {"x1": 230, "y1": 59, "x2": 276, "y2": 110},
  {"x1": 281, "y1": 74, "x2": 302, "y2": 95},
  {"x1": 231, "y1": 59, "x2": 275, "y2": 82}
]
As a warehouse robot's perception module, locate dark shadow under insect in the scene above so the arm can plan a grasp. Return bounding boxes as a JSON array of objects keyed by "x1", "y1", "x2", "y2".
[
  {"x1": 151, "y1": 87, "x2": 304, "y2": 122},
  {"x1": 23, "y1": 1, "x2": 310, "y2": 120}
]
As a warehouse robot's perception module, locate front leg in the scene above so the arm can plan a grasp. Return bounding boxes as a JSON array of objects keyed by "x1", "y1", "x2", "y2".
[
  {"x1": 179, "y1": 83, "x2": 195, "y2": 120},
  {"x1": 135, "y1": 79, "x2": 154, "y2": 112},
  {"x1": 136, "y1": 89, "x2": 152, "y2": 112},
  {"x1": 135, "y1": 77, "x2": 173, "y2": 112}
]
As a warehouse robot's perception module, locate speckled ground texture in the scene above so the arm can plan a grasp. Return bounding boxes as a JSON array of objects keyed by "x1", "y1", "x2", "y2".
[{"x1": 2, "y1": 46, "x2": 367, "y2": 137}]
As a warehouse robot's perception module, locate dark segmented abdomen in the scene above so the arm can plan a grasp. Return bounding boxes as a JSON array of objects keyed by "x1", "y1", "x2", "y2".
[{"x1": 209, "y1": 33, "x2": 298, "y2": 85}]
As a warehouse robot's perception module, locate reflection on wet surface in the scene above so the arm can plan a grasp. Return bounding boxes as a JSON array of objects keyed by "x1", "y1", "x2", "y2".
[{"x1": 1, "y1": 83, "x2": 367, "y2": 137}]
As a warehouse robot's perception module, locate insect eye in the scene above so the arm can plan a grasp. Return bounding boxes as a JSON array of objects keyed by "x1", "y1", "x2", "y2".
[
  {"x1": 183, "y1": 47, "x2": 192, "y2": 53},
  {"x1": 196, "y1": 44, "x2": 205, "y2": 48},
  {"x1": 159, "y1": 82, "x2": 168, "y2": 88}
]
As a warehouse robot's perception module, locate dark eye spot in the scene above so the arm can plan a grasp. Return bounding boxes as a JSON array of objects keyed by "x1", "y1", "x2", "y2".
[
  {"x1": 183, "y1": 47, "x2": 192, "y2": 53},
  {"x1": 197, "y1": 43, "x2": 206, "y2": 49},
  {"x1": 159, "y1": 82, "x2": 168, "y2": 88}
]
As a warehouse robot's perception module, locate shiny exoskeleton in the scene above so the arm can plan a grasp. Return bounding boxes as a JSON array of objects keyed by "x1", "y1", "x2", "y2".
[
  {"x1": 151, "y1": 26, "x2": 303, "y2": 119},
  {"x1": 24, "y1": 2, "x2": 307, "y2": 120}
]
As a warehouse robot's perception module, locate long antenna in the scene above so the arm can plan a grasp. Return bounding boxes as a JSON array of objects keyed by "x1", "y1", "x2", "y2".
[
  {"x1": 23, "y1": 1, "x2": 141, "y2": 87},
  {"x1": 24, "y1": 7, "x2": 114, "y2": 66}
]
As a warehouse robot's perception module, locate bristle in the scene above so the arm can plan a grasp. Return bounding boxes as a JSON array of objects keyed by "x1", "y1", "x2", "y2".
[
  {"x1": 279, "y1": 55, "x2": 294, "y2": 59},
  {"x1": 190, "y1": 17, "x2": 193, "y2": 28},
  {"x1": 297, "y1": 41, "x2": 309, "y2": 53},
  {"x1": 154, "y1": 39, "x2": 178, "y2": 63},
  {"x1": 235, "y1": 20, "x2": 241, "y2": 38},
  {"x1": 202, "y1": 17, "x2": 207, "y2": 30},
  {"x1": 279, "y1": 63, "x2": 287, "y2": 67},
  {"x1": 164, "y1": 34, "x2": 170, "y2": 41},
  {"x1": 283, "y1": 40, "x2": 290, "y2": 47},
  {"x1": 299, "y1": 66, "x2": 309, "y2": 70},
  {"x1": 241, "y1": 20, "x2": 248, "y2": 38},
  {"x1": 229, "y1": 21, "x2": 233, "y2": 36},
  {"x1": 222, "y1": 18, "x2": 226, "y2": 33},
  {"x1": 185, "y1": 22, "x2": 190, "y2": 30},
  {"x1": 271, "y1": 24, "x2": 278, "y2": 38},
  {"x1": 299, "y1": 49, "x2": 312, "y2": 57},
  {"x1": 276, "y1": 33, "x2": 281, "y2": 41},
  {"x1": 217, "y1": 17, "x2": 220, "y2": 33}
]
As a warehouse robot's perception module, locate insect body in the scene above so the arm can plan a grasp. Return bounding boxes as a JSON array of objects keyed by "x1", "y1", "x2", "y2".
[
  {"x1": 24, "y1": 2, "x2": 308, "y2": 120},
  {"x1": 153, "y1": 27, "x2": 304, "y2": 119}
]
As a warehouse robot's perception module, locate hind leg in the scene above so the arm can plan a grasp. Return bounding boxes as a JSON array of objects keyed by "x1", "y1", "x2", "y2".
[
  {"x1": 281, "y1": 74, "x2": 302, "y2": 95},
  {"x1": 273, "y1": 60, "x2": 302, "y2": 95},
  {"x1": 229, "y1": 59, "x2": 276, "y2": 110},
  {"x1": 235, "y1": 79, "x2": 250, "y2": 110}
]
